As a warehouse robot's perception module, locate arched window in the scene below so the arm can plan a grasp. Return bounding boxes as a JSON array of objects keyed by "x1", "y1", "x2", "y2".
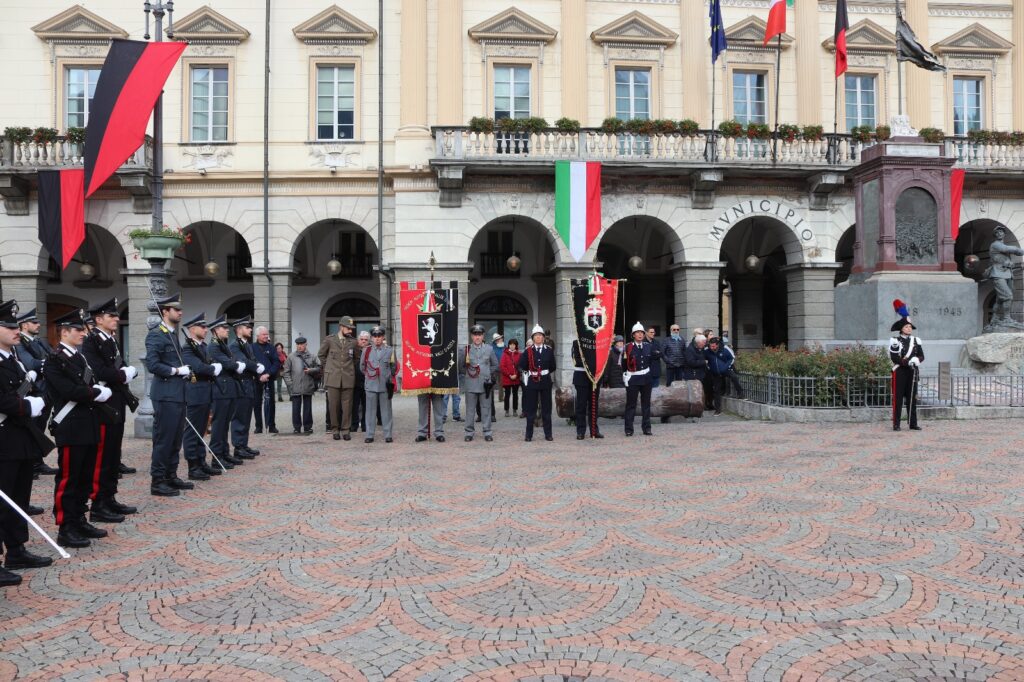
[
  {"x1": 324, "y1": 297, "x2": 379, "y2": 336},
  {"x1": 223, "y1": 298, "x2": 255, "y2": 321},
  {"x1": 474, "y1": 295, "x2": 528, "y2": 348}
]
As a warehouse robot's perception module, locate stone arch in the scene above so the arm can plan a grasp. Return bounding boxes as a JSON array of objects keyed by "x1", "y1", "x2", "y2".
[
  {"x1": 834, "y1": 225, "x2": 856, "y2": 286},
  {"x1": 586, "y1": 197, "x2": 686, "y2": 263},
  {"x1": 319, "y1": 293, "x2": 381, "y2": 338},
  {"x1": 705, "y1": 198, "x2": 813, "y2": 265},
  {"x1": 219, "y1": 295, "x2": 254, "y2": 320},
  {"x1": 461, "y1": 192, "x2": 571, "y2": 266}
]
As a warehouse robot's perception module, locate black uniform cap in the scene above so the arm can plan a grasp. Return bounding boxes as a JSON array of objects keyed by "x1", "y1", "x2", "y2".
[
  {"x1": 891, "y1": 317, "x2": 916, "y2": 332},
  {"x1": 156, "y1": 293, "x2": 183, "y2": 310},
  {"x1": 54, "y1": 308, "x2": 87, "y2": 330},
  {"x1": 208, "y1": 315, "x2": 229, "y2": 330},
  {"x1": 183, "y1": 312, "x2": 208, "y2": 328},
  {"x1": 89, "y1": 297, "x2": 120, "y2": 317},
  {"x1": 0, "y1": 300, "x2": 20, "y2": 329},
  {"x1": 16, "y1": 307, "x2": 38, "y2": 324},
  {"x1": 232, "y1": 316, "x2": 253, "y2": 328}
]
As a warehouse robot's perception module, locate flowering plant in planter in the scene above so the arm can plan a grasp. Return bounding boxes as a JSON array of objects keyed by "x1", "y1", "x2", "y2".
[
  {"x1": 497, "y1": 117, "x2": 520, "y2": 134},
  {"x1": 745, "y1": 123, "x2": 771, "y2": 140},
  {"x1": 601, "y1": 117, "x2": 624, "y2": 134},
  {"x1": 519, "y1": 117, "x2": 548, "y2": 135},
  {"x1": 32, "y1": 127, "x2": 59, "y2": 144},
  {"x1": 624, "y1": 118, "x2": 656, "y2": 135},
  {"x1": 468, "y1": 116, "x2": 494, "y2": 134},
  {"x1": 66, "y1": 127, "x2": 87, "y2": 145},
  {"x1": 874, "y1": 124, "x2": 891, "y2": 141},
  {"x1": 3, "y1": 127, "x2": 32, "y2": 144},
  {"x1": 651, "y1": 119, "x2": 678, "y2": 135},
  {"x1": 777, "y1": 124, "x2": 800, "y2": 143},
  {"x1": 128, "y1": 226, "x2": 192, "y2": 261},
  {"x1": 717, "y1": 120, "x2": 744, "y2": 138},
  {"x1": 919, "y1": 127, "x2": 944, "y2": 143},
  {"x1": 801, "y1": 125, "x2": 824, "y2": 141},
  {"x1": 849, "y1": 125, "x2": 873, "y2": 143},
  {"x1": 679, "y1": 119, "x2": 700, "y2": 136},
  {"x1": 966, "y1": 129, "x2": 991, "y2": 144},
  {"x1": 554, "y1": 117, "x2": 580, "y2": 133}
]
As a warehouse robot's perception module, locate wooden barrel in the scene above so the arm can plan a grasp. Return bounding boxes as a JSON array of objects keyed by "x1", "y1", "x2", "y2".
[{"x1": 555, "y1": 382, "x2": 704, "y2": 419}]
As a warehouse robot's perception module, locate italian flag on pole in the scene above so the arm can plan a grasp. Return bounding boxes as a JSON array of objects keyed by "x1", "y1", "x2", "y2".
[
  {"x1": 764, "y1": 0, "x2": 793, "y2": 45},
  {"x1": 555, "y1": 161, "x2": 602, "y2": 262}
]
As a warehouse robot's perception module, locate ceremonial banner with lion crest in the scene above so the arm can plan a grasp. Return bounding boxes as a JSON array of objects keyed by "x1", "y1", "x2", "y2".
[
  {"x1": 400, "y1": 281, "x2": 459, "y2": 395},
  {"x1": 569, "y1": 274, "x2": 620, "y2": 387}
]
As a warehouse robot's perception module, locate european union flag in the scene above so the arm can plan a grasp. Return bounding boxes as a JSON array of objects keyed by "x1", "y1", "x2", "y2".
[{"x1": 710, "y1": 0, "x2": 728, "y2": 63}]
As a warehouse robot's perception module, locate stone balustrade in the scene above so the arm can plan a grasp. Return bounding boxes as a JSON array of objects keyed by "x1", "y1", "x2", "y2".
[{"x1": 0, "y1": 135, "x2": 152, "y2": 170}]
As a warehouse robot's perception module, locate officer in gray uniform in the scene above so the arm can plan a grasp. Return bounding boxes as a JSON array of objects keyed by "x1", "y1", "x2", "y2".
[
  {"x1": 359, "y1": 326, "x2": 396, "y2": 444},
  {"x1": 207, "y1": 316, "x2": 243, "y2": 468},
  {"x1": 460, "y1": 324, "x2": 500, "y2": 442},
  {"x1": 180, "y1": 312, "x2": 223, "y2": 480}
]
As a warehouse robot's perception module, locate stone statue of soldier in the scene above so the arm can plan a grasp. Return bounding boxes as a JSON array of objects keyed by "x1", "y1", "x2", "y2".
[{"x1": 984, "y1": 226, "x2": 1024, "y2": 331}]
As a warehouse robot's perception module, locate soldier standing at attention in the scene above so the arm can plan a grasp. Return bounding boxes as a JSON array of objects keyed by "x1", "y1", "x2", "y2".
[
  {"x1": 318, "y1": 315, "x2": 358, "y2": 441},
  {"x1": 14, "y1": 308, "x2": 59, "y2": 480},
  {"x1": 571, "y1": 339, "x2": 603, "y2": 440},
  {"x1": 144, "y1": 294, "x2": 194, "y2": 497},
  {"x1": 229, "y1": 317, "x2": 265, "y2": 459},
  {"x1": 360, "y1": 326, "x2": 396, "y2": 444},
  {"x1": 81, "y1": 298, "x2": 138, "y2": 524},
  {"x1": 622, "y1": 321, "x2": 661, "y2": 437},
  {"x1": 460, "y1": 324, "x2": 499, "y2": 442},
  {"x1": 889, "y1": 301, "x2": 924, "y2": 432},
  {"x1": 180, "y1": 313, "x2": 223, "y2": 480},
  {"x1": 207, "y1": 316, "x2": 243, "y2": 468},
  {"x1": 518, "y1": 324, "x2": 555, "y2": 442},
  {"x1": 46, "y1": 309, "x2": 113, "y2": 547},
  {"x1": 0, "y1": 299, "x2": 52, "y2": 585}
]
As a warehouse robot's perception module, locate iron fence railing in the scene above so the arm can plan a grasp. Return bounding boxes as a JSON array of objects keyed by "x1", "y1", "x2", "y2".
[{"x1": 732, "y1": 372, "x2": 1024, "y2": 408}]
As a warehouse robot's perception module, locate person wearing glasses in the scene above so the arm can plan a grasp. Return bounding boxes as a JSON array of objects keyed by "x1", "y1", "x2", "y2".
[{"x1": 460, "y1": 324, "x2": 499, "y2": 442}]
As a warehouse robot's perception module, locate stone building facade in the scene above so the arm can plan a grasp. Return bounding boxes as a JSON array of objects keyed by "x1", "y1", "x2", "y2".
[{"x1": 1, "y1": 0, "x2": 1023, "y2": 389}]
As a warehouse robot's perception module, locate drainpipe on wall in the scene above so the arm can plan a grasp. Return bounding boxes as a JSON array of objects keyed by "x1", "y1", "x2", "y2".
[
  {"x1": 377, "y1": 0, "x2": 394, "y2": 340},
  {"x1": 263, "y1": 0, "x2": 274, "y2": 333}
]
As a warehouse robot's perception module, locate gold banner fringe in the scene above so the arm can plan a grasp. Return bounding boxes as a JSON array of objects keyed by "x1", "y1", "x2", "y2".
[{"x1": 399, "y1": 387, "x2": 460, "y2": 397}]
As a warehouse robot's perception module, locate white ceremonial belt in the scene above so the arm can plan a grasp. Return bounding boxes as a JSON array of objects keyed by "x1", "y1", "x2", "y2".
[
  {"x1": 535, "y1": 370, "x2": 550, "y2": 376},
  {"x1": 0, "y1": 412, "x2": 6, "y2": 425},
  {"x1": 573, "y1": 367, "x2": 587, "y2": 372},
  {"x1": 628, "y1": 368, "x2": 650, "y2": 376},
  {"x1": 52, "y1": 401, "x2": 76, "y2": 425}
]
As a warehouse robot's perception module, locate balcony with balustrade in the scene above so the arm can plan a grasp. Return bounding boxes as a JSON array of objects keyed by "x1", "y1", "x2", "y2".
[
  {"x1": 0, "y1": 134, "x2": 154, "y2": 216},
  {"x1": 430, "y1": 126, "x2": 1024, "y2": 208}
]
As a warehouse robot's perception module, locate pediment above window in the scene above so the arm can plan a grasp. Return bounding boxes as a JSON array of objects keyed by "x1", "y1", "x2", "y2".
[
  {"x1": 932, "y1": 23, "x2": 1012, "y2": 56},
  {"x1": 32, "y1": 5, "x2": 128, "y2": 43},
  {"x1": 172, "y1": 6, "x2": 250, "y2": 45},
  {"x1": 293, "y1": 6, "x2": 377, "y2": 45},
  {"x1": 725, "y1": 16, "x2": 793, "y2": 49},
  {"x1": 591, "y1": 11, "x2": 677, "y2": 48},
  {"x1": 822, "y1": 19, "x2": 895, "y2": 53},
  {"x1": 468, "y1": 7, "x2": 557, "y2": 44}
]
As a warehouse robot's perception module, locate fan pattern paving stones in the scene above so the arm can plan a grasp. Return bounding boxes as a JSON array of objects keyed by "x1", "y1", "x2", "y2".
[{"x1": 1, "y1": 398, "x2": 1023, "y2": 681}]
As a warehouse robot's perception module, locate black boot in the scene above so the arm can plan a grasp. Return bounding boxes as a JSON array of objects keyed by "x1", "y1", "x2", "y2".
[
  {"x1": 119, "y1": 462, "x2": 137, "y2": 475},
  {"x1": 107, "y1": 497, "x2": 137, "y2": 515},
  {"x1": 76, "y1": 517, "x2": 108, "y2": 539},
  {"x1": 235, "y1": 448, "x2": 256, "y2": 460},
  {"x1": 0, "y1": 566, "x2": 23, "y2": 586},
  {"x1": 26, "y1": 504, "x2": 43, "y2": 516},
  {"x1": 201, "y1": 461, "x2": 222, "y2": 476},
  {"x1": 5, "y1": 544, "x2": 53, "y2": 569},
  {"x1": 187, "y1": 462, "x2": 210, "y2": 481},
  {"x1": 89, "y1": 500, "x2": 125, "y2": 524},
  {"x1": 166, "y1": 475, "x2": 195, "y2": 490},
  {"x1": 57, "y1": 525, "x2": 90, "y2": 548},
  {"x1": 34, "y1": 461, "x2": 57, "y2": 476},
  {"x1": 151, "y1": 478, "x2": 181, "y2": 497},
  {"x1": 220, "y1": 452, "x2": 241, "y2": 466}
]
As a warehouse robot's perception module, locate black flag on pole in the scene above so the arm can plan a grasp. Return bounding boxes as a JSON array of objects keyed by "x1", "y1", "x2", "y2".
[
  {"x1": 896, "y1": 12, "x2": 946, "y2": 72},
  {"x1": 37, "y1": 170, "x2": 85, "y2": 270}
]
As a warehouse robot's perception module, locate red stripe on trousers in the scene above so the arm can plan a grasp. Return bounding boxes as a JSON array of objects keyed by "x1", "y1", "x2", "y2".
[
  {"x1": 54, "y1": 446, "x2": 71, "y2": 526},
  {"x1": 91, "y1": 424, "x2": 107, "y2": 501},
  {"x1": 891, "y1": 371, "x2": 897, "y2": 425}
]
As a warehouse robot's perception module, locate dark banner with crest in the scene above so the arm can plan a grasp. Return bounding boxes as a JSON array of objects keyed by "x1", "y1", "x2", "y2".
[
  {"x1": 400, "y1": 280, "x2": 459, "y2": 395},
  {"x1": 570, "y1": 275, "x2": 620, "y2": 386}
]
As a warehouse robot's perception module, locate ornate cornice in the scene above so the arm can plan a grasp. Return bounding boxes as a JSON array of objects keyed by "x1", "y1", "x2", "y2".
[
  {"x1": 31, "y1": 5, "x2": 127, "y2": 43},
  {"x1": 725, "y1": 15, "x2": 794, "y2": 49},
  {"x1": 172, "y1": 6, "x2": 250, "y2": 45},
  {"x1": 591, "y1": 11, "x2": 678, "y2": 48},
  {"x1": 822, "y1": 19, "x2": 896, "y2": 53},
  {"x1": 293, "y1": 6, "x2": 377, "y2": 45},
  {"x1": 932, "y1": 22, "x2": 1013, "y2": 55},
  {"x1": 468, "y1": 8, "x2": 557, "y2": 44}
]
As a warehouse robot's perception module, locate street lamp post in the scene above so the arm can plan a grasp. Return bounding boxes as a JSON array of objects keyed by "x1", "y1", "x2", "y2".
[{"x1": 134, "y1": 0, "x2": 175, "y2": 437}]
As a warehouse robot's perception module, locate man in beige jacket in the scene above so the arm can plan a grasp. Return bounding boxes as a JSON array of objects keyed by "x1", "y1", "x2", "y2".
[{"x1": 317, "y1": 316, "x2": 358, "y2": 441}]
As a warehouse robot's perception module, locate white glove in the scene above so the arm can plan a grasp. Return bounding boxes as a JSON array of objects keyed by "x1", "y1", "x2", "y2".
[
  {"x1": 94, "y1": 385, "x2": 113, "y2": 403},
  {"x1": 25, "y1": 370, "x2": 37, "y2": 383},
  {"x1": 909, "y1": 357, "x2": 920, "y2": 367},
  {"x1": 122, "y1": 366, "x2": 138, "y2": 382},
  {"x1": 256, "y1": 363, "x2": 265, "y2": 374},
  {"x1": 212, "y1": 362, "x2": 223, "y2": 376},
  {"x1": 26, "y1": 396, "x2": 44, "y2": 417},
  {"x1": 235, "y1": 361, "x2": 246, "y2": 373},
  {"x1": 176, "y1": 366, "x2": 191, "y2": 376}
]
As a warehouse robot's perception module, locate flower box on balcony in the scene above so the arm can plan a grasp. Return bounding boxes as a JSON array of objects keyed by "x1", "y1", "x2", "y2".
[{"x1": 130, "y1": 232, "x2": 186, "y2": 261}]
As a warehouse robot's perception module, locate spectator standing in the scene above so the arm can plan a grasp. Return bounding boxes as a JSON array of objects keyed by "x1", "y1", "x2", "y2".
[
  {"x1": 251, "y1": 326, "x2": 281, "y2": 434},
  {"x1": 682, "y1": 333, "x2": 708, "y2": 410},
  {"x1": 274, "y1": 342, "x2": 287, "y2": 401},
  {"x1": 603, "y1": 335, "x2": 626, "y2": 389},
  {"x1": 662, "y1": 324, "x2": 686, "y2": 386},
  {"x1": 645, "y1": 327, "x2": 663, "y2": 387},
  {"x1": 282, "y1": 337, "x2": 320, "y2": 434},
  {"x1": 499, "y1": 338, "x2": 521, "y2": 417},
  {"x1": 703, "y1": 337, "x2": 734, "y2": 415},
  {"x1": 350, "y1": 331, "x2": 370, "y2": 433},
  {"x1": 360, "y1": 326, "x2": 396, "y2": 443}
]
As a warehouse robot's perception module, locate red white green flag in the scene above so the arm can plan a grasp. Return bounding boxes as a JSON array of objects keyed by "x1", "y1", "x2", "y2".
[
  {"x1": 555, "y1": 161, "x2": 601, "y2": 262},
  {"x1": 764, "y1": 0, "x2": 793, "y2": 45}
]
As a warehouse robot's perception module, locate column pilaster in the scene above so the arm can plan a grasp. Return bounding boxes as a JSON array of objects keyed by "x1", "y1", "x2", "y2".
[
  {"x1": 437, "y1": 0, "x2": 464, "y2": 125},
  {"x1": 0, "y1": 271, "x2": 47, "y2": 328},
  {"x1": 783, "y1": 263, "x2": 841, "y2": 349},
  {"x1": 794, "y1": 0, "x2": 822, "y2": 126},
  {"x1": 250, "y1": 268, "x2": 296, "y2": 347},
  {"x1": 905, "y1": 0, "x2": 932, "y2": 129},
  {"x1": 1014, "y1": 0, "x2": 1024, "y2": 127},
  {"x1": 561, "y1": 0, "x2": 587, "y2": 121},
  {"x1": 680, "y1": 0, "x2": 710, "y2": 124},
  {"x1": 672, "y1": 262, "x2": 724, "y2": 337},
  {"x1": 396, "y1": 0, "x2": 431, "y2": 163}
]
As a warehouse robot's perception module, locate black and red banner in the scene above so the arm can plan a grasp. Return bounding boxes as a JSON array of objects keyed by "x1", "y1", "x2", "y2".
[
  {"x1": 37, "y1": 169, "x2": 85, "y2": 270},
  {"x1": 85, "y1": 39, "x2": 186, "y2": 197},
  {"x1": 570, "y1": 274, "x2": 620, "y2": 387},
  {"x1": 400, "y1": 281, "x2": 459, "y2": 395},
  {"x1": 834, "y1": 0, "x2": 849, "y2": 77}
]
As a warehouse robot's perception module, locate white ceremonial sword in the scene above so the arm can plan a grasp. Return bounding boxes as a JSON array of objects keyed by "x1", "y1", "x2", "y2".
[{"x1": 0, "y1": 488, "x2": 71, "y2": 559}]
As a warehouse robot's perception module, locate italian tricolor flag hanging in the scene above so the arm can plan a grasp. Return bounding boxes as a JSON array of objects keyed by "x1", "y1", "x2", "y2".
[
  {"x1": 555, "y1": 161, "x2": 602, "y2": 262},
  {"x1": 764, "y1": 0, "x2": 793, "y2": 45}
]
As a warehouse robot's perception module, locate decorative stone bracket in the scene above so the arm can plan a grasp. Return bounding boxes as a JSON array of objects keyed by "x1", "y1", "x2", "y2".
[
  {"x1": 807, "y1": 172, "x2": 844, "y2": 211},
  {"x1": 437, "y1": 165, "x2": 465, "y2": 208},
  {"x1": 0, "y1": 175, "x2": 30, "y2": 216},
  {"x1": 119, "y1": 173, "x2": 153, "y2": 214},
  {"x1": 690, "y1": 170, "x2": 722, "y2": 210}
]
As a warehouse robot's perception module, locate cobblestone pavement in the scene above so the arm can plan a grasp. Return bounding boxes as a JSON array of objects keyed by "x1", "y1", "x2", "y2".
[{"x1": 2, "y1": 395, "x2": 1023, "y2": 681}]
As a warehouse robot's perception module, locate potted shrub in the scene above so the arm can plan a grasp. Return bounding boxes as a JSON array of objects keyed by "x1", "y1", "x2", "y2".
[
  {"x1": 497, "y1": 117, "x2": 520, "y2": 134},
  {"x1": 718, "y1": 120, "x2": 744, "y2": 138},
  {"x1": 601, "y1": 117, "x2": 624, "y2": 134},
  {"x1": 991, "y1": 130, "x2": 1011, "y2": 146},
  {"x1": 520, "y1": 117, "x2": 548, "y2": 135},
  {"x1": 919, "y1": 127, "x2": 944, "y2": 143},
  {"x1": 66, "y1": 127, "x2": 86, "y2": 146},
  {"x1": 875, "y1": 124, "x2": 891, "y2": 141},
  {"x1": 624, "y1": 118, "x2": 655, "y2": 135},
  {"x1": 554, "y1": 117, "x2": 580, "y2": 133},
  {"x1": 745, "y1": 122, "x2": 771, "y2": 140},
  {"x1": 651, "y1": 119, "x2": 677, "y2": 135},
  {"x1": 3, "y1": 126, "x2": 32, "y2": 144},
  {"x1": 1011, "y1": 131, "x2": 1024, "y2": 146},
  {"x1": 777, "y1": 124, "x2": 800, "y2": 143},
  {"x1": 129, "y1": 226, "x2": 190, "y2": 261},
  {"x1": 32, "y1": 127, "x2": 59, "y2": 145},
  {"x1": 801, "y1": 124, "x2": 824, "y2": 141},
  {"x1": 679, "y1": 119, "x2": 700, "y2": 136},
  {"x1": 468, "y1": 116, "x2": 494, "y2": 134},
  {"x1": 849, "y1": 125, "x2": 873, "y2": 143}
]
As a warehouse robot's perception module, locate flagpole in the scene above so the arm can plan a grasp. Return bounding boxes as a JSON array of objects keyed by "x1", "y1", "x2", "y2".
[
  {"x1": 895, "y1": 0, "x2": 902, "y2": 116},
  {"x1": 772, "y1": 33, "x2": 781, "y2": 163}
]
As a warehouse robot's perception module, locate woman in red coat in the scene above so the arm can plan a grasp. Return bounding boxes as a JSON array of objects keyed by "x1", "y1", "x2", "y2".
[{"x1": 499, "y1": 339, "x2": 522, "y2": 417}]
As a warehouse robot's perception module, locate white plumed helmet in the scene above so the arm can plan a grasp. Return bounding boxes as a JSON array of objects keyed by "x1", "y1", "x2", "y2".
[{"x1": 631, "y1": 321, "x2": 645, "y2": 334}]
